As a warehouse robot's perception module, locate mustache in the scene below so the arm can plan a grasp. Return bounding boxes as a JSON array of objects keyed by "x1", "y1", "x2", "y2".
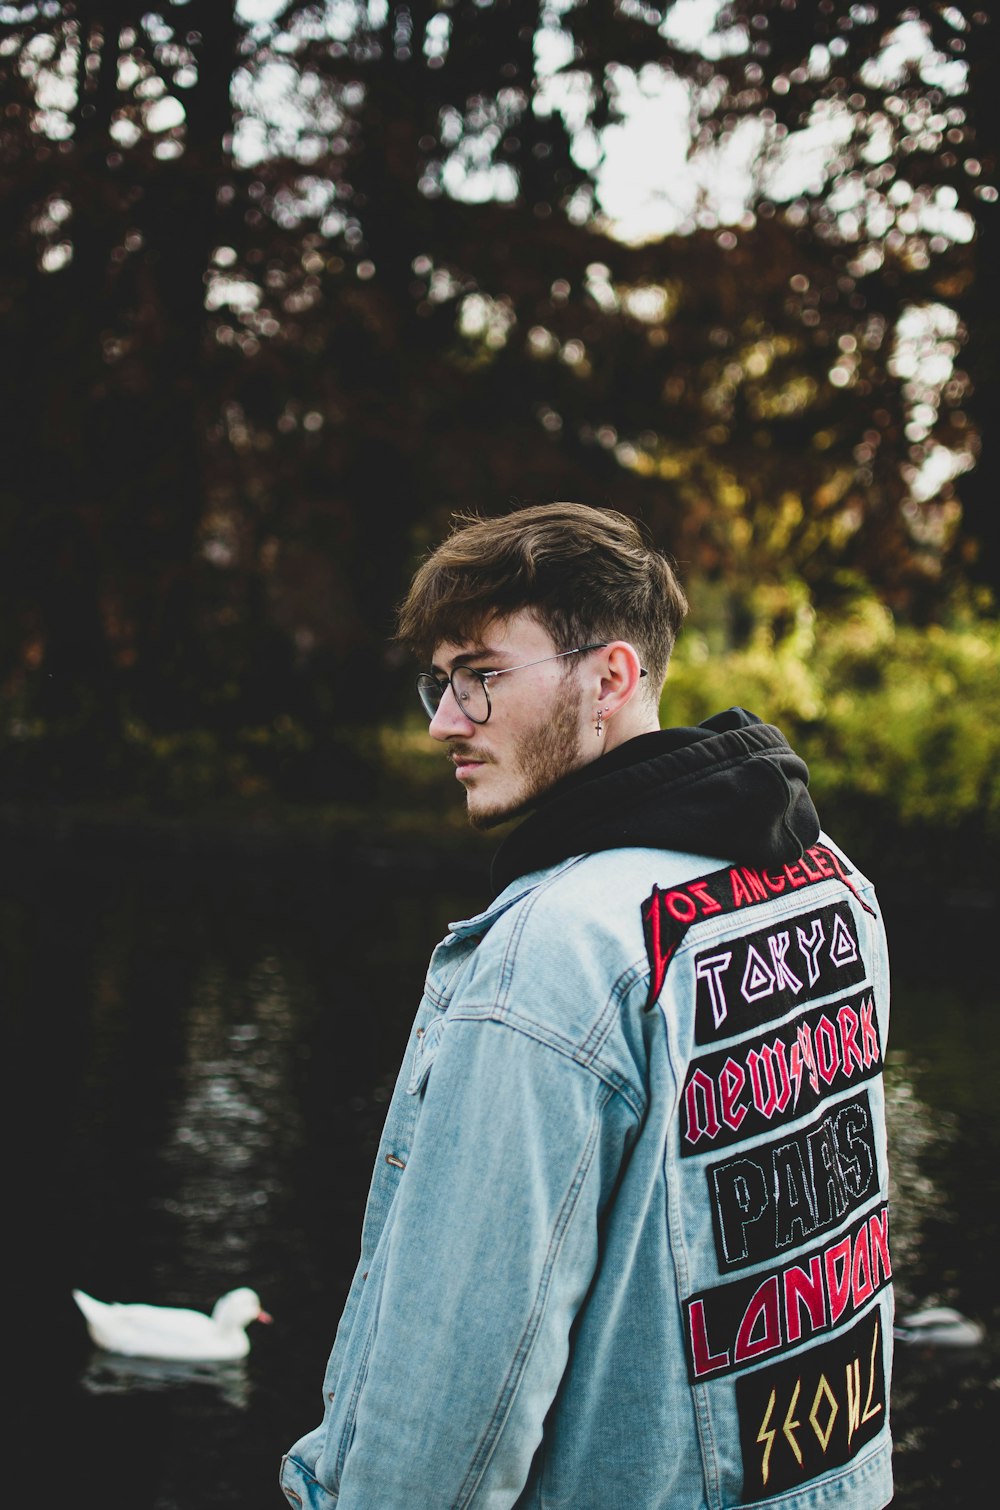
[{"x1": 447, "y1": 744, "x2": 492, "y2": 764}]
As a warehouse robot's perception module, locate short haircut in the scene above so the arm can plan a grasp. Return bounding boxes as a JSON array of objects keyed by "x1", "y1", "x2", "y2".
[{"x1": 395, "y1": 502, "x2": 688, "y2": 691}]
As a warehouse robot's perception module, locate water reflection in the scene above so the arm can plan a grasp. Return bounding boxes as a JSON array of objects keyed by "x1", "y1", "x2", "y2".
[
  {"x1": 3, "y1": 842, "x2": 997, "y2": 1510},
  {"x1": 881, "y1": 966, "x2": 999, "y2": 1508},
  {"x1": 154, "y1": 953, "x2": 305, "y2": 1288},
  {"x1": 884, "y1": 1052, "x2": 959, "y2": 1314},
  {"x1": 81, "y1": 1350, "x2": 252, "y2": 1410}
]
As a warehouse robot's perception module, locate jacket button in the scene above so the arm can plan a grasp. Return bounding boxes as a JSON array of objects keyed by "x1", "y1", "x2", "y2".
[
  {"x1": 416, "y1": 1027, "x2": 425, "y2": 1039},
  {"x1": 386, "y1": 1153, "x2": 406, "y2": 1169}
]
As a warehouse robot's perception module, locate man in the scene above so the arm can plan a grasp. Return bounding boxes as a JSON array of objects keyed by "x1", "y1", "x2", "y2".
[{"x1": 280, "y1": 502, "x2": 893, "y2": 1509}]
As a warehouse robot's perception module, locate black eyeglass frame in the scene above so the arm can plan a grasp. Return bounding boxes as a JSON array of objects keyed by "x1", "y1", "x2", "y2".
[{"x1": 416, "y1": 643, "x2": 647, "y2": 725}]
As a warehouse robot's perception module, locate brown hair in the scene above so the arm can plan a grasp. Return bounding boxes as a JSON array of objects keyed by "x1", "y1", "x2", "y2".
[{"x1": 396, "y1": 502, "x2": 688, "y2": 691}]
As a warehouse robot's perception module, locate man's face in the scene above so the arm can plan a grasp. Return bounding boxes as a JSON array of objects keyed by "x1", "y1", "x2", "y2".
[{"x1": 426, "y1": 611, "x2": 592, "y2": 829}]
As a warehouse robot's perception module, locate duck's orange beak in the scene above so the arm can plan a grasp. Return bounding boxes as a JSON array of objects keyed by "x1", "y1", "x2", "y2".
[{"x1": 256, "y1": 1309, "x2": 274, "y2": 1324}]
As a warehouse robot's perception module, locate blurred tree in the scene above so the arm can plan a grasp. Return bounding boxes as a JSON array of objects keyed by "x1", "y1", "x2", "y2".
[
  {"x1": 1, "y1": 1, "x2": 248, "y2": 794},
  {"x1": 713, "y1": 0, "x2": 996, "y2": 603},
  {"x1": 0, "y1": 0, "x2": 995, "y2": 803}
]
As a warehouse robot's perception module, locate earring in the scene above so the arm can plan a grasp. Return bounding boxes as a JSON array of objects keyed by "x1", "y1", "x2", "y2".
[{"x1": 595, "y1": 708, "x2": 605, "y2": 737}]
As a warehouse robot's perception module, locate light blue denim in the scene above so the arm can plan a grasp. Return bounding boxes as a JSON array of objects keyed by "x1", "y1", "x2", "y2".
[{"x1": 280, "y1": 836, "x2": 893, "y2": 1509}]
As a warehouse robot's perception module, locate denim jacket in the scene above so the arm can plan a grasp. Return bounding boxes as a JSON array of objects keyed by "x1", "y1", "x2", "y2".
[{"x1": 280, "y1": 834, "x2": 892, "y2": 1509}]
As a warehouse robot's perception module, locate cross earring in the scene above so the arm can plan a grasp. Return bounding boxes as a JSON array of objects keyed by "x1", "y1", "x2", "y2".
[{"x1": 595, "y1": 708, "x2": 605, "y2": 737}]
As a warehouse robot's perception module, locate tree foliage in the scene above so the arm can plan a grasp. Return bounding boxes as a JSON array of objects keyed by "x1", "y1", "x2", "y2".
[{"x1": 0, "y1": 0, "x2": 995, "y2": 802}]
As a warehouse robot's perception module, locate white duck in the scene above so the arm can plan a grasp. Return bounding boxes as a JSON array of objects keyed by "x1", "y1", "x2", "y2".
[
  {"x1": 894, "y1": 1305, "x2": 984, "y2": 1348},
  {"x1": 72, "y1": 1286, "x2": 272, "y2": 1362}
]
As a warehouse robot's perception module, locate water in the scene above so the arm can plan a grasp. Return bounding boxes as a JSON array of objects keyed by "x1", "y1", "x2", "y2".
[{"x1": 4, "y1": 825, "x2": 997, "y2": 1507}]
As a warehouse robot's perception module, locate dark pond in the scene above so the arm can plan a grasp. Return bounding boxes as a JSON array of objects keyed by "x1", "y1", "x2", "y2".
[{"x1": 4, "y1": 816, "x2": 998, "y2": 1508}]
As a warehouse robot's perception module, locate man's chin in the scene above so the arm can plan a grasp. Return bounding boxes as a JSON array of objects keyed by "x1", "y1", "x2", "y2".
[{"x1": 467, "y1": 791, "x2": 537, "y2": 832}]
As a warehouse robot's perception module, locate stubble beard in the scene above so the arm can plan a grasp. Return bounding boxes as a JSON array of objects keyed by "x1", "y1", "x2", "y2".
[{"x1": 468, "y1": 681, "x2": 586, "y2": 831}]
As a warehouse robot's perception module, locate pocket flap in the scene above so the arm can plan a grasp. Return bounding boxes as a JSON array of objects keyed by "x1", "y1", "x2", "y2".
[{"x1": 406, "y1": 1013, "x2": 446, "y2": 1096}]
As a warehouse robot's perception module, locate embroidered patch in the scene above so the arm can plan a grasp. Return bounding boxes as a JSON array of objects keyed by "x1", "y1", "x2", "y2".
[
  {"x1": 680, "y1": 990, "x2": 883, "y2": 1156},
  {"x1": 641, "y1": 845, "x2": 865, "y2": 1011},
  {"x1": 692, "y1": 902, "x2": 866, "y2": 1045},
  {"x1": 707, "y1": 1092, "x2": 880, "y2": 1272},
  {"x1": 684, "y1": 1202, "x2": 891, "y2": 1381},
  {"x1": 736, "y1": 1307, "x2": 887, "y2": 1502}
]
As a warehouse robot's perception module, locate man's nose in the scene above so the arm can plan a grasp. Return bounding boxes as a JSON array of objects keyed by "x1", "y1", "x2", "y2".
[{"x1": 428, "y1": 683, "x2": 477, "y2": 740}]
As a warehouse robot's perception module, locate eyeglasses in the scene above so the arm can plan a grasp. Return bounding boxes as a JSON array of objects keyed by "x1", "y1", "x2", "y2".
[{"x1": 417, "y1": 644, "x2": 612, "y2": 725}]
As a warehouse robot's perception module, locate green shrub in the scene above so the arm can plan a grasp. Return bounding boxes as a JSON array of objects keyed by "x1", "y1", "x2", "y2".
[{"x1": 666, "y1": 599, "x2": 1000, "y2": 879}]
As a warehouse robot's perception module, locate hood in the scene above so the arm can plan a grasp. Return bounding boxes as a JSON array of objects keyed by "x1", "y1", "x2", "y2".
[{"x1": 491, "y1": 707, "x2": 821, "y2": 893}]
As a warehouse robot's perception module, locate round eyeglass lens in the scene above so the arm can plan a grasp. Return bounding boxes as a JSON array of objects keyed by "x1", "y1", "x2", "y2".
[
  {"x1": 416, "y1": 667, "x2": 491, "y2": 722},
  {"x1": 451, "y1": 665, "x2": 489, "y2": 722},
  {"x1": 416, "y1": 673, "x2": 443, "y2": 719}
]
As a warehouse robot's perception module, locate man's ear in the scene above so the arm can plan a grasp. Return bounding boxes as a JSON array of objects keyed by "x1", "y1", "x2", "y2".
[{"x1": 598, "y1": 641, "x2": 646, "y2": 712}]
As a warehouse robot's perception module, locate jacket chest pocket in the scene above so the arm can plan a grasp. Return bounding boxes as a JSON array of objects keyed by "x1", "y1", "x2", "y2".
[{"x1": 406, "y1": 1013, "x2": 446, "y2": 1096}]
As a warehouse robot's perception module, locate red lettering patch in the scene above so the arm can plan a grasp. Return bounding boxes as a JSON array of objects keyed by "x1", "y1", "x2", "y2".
[
  {"x1": 683, "y1": 1204, "x2": 891, "y2": 1382},
  {"x1": 642, "y1": 847, "x2": 864, "y2": 1011},
  {"x1": 681, "y1": 992, "x2": 883, "y2": 1156}
]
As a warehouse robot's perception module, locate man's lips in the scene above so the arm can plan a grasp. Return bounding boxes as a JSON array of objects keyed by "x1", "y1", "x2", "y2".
[{"x1": 450, "y1": 749, "x2": 490, "y2": 779}]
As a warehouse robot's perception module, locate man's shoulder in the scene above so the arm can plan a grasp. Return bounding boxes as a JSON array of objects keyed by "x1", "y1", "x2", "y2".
[
  {"x1": 496, "y1": 833, "x2": 885, "y2": 974},
  {"x1": 521, "y1": 845, "x2": 730, "y2": 919},
  {"x1": 482, "y1": 845, "x2": 725, "y2": 981},
  {"x1": 458, "y1": 854, "x2": 665, "y2": 1094}
]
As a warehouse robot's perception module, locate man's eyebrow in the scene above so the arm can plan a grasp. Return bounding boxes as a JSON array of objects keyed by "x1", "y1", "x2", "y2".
[{"x1": 431, "y1": 646, "x2": 503, "y2": 673}]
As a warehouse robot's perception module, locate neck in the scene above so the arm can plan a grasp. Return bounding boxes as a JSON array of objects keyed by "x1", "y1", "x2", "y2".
[{"x1": 602, "y1": 702, "x2": 661, "y2": 755}]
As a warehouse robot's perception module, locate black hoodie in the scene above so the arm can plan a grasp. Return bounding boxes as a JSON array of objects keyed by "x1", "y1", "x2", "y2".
[{"x1": 491, "y1": 708, "x2": 821, "y2": 894}]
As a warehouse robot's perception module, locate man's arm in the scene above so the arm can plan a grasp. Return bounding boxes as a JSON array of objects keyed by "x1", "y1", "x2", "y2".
[{"x1": 335, "y1": 1014, "x2": 638, "y2": 1509}]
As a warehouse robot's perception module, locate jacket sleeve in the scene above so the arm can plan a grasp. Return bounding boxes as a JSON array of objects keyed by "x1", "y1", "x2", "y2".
[{"x1": 334, "y1": 1014, "x2": 638, "y2": 1509}]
